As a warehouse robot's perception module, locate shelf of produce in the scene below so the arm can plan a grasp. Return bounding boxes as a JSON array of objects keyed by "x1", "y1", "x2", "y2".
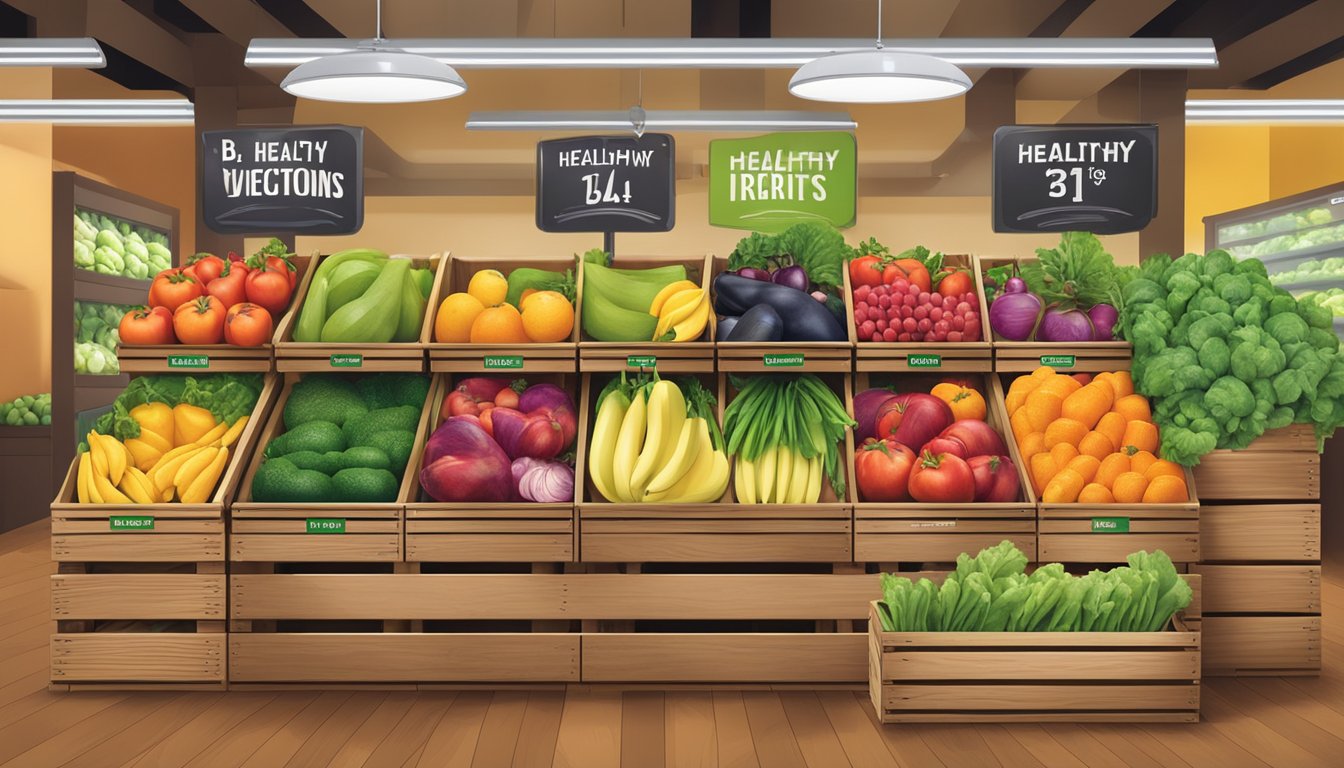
[
  {"x1": 850, "y1": 373, "x2": 1037, "y2": 565},
  {"x1": 404, "y1": 373, "x2": 577, "y2": 564},
  {"x1": 272, "y1": 252, "x2": 441, "y2": 373},
  {"x1": 711, "y1": 255, "x2": 854, "y2": 373},
  {"x1": 423, "y1": 255, "x2": 578, "y2": 374},
  {"x1": 868, "y1": 601, "x2": 1201, "y2": 723},
  {"x1": 576, "y1": 255, "x2": 715, "y2": 373},
  {"x1": 847, "y1": 255, "x2": 991, "y2": 373},
  {"x1": 575, "y1": 372, "x2": 853, "y2": 563},
  {"x1": 71, "y1": 270, "x2": 153, "y2": 306},
  {"x1": 1269, "y1": 277, "x2": 1344, "y2": 293},
  {"x1": 1192, "y1": 426, "x2": 1320, "y2": 501}
]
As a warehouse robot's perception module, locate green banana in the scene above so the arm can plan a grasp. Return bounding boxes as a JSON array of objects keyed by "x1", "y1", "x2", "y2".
[
  {"x1": 293, "y1": 249, "x2": 388, "y2": 342},
  {"x1": 325, "y1": 260, "x2": 383, "y2": 311},
  {"x1": 393, "y1": 268, "x2": 428, "y2": 342}
]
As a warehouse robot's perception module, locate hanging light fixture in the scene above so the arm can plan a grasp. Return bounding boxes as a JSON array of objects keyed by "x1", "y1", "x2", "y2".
[
  {"x1": 788, "y1": 0, "x2": 971, "y2": 103},
  {"x1": 281, "y1": 0, "x2": 465, "y2": 103}
]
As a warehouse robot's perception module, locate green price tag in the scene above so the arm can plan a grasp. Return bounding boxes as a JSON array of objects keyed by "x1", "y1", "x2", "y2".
[
  {"x1": 627, "y1": 355, "x2": 657, "y2": 369},
  {"x1": 763, "y1": 353, "x2": 804, "y2": 367},
  {"x1": 483, "y1": 355, "x2": 524, "y2": 370},
  {"x1": 907, "y1": 354, "x2": 942, "y2": 369},
  {"x1": 330, "y1": 354, "x2": 363, "y2": 368},
  {"x1": 1041, "y1": 354, "x2": 1076, "y2": 368},
  {"x1": 1091, "y1": 517, "x2": 1130, "y2": 534},
  {"x1": 306, "y1": 518, "x2": 346, "y2": 534},
  {"x1": 167, "y1": 354, "x2": 209, "y2": 369},
  {"x1": 109, "y1": 515, "x2": 154, "y2": 531}
]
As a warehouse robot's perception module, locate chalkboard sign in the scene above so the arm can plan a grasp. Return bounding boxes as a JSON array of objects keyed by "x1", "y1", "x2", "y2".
[
  {"x1": 993, "y1": 125, "x2": 1157, "y2": 235},
  {"x1": 201, "y1": 125, "x2": 363, "y2": 235},
  {"x1": 536, "y1": 134, "x2": 674, "y2": 232}
]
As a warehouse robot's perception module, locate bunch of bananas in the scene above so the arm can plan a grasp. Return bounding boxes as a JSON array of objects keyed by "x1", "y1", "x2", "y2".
[
  {"x1": 589, "y1": 373, "x2": 729, "y2": 503},
  {"x1": 648, "y1": 280, "x2": 711, "y2": 342},
  {"x1": 733, "y1": 446, "x2": 822, "y2": 505}
]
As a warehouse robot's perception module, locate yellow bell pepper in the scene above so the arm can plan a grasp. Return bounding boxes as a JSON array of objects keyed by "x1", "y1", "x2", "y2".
[
  {"x1": 172, "y1": 403, "x2": 217, "y2": 446},
  {"x1": 130, "y1": 402, "x2": 174, "y2": 444}
]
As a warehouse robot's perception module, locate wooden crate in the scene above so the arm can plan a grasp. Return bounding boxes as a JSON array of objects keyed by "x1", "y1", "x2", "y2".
[
  {"x1": 53, "y1": 634, "x2": 225, "y2": 686},
  {"x1": 868, "y1": 602, "x2": 1201, "y2": 723},
  {"x1": 1200, "y1": 504, "x2": 1321, "y2": 562},
  {"x1": 848, "y1": 254, "x2": 992, "y2": 373},
  {"x1": 230, "y1": 371, "x2": 437, "y2": 563},
  {"x1": 1192, "y1": 565, "x2": 1320, "y2": 614},
  {"x1": 272, "y1": 252, "x2": 442, "y2": 373},
  {"x1": 404, "y1": 373, "x2": 577, "y2": 564},
  {"x1": 423, "y1": 255, "x2": 578, "y2": 373},
  {"x1": 851, "y1": 373, "x2": 1037, "y2": 565},
  {"x1": 1036, "y1": 465, "x2": 1199, "y2": 564},
  {"x1": 712, "y1": 255, "x2": 854, "y2": 373},
  {"x1": 1200, "y1": 616, "x2": 1321, "y2": 676},
  {"x1": 117, "y1": 255, "x2": 312, "y2": 374},
  {"x1": 575, "y1": 372, "x2": 853, "y2": 563},
  {"x1": 576, "y1": 255, "x2": 715, "y2": 373},
  {"x1": 1193, "y1": 426, "x2": 1321, "y2": 500}
]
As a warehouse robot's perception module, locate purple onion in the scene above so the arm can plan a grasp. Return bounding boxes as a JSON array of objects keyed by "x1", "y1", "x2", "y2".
[
  {"x1": 771, "y1": 265, "x2": 810, "y2": 292},
  {"x1": 736, "y1": 267, "x2": 772, "y2": 282},
  {"x1": 1036, "y1": 306, "x2": 1096, "y2": 343},
  {"x1": 989, "y1": 290, "x2": 1042, "y2": 341},
  {"x1": 1005, "y1": 276, "x2": 1027, "y2": 294},
  {"x1": 1088, "y1": 303, "x2": 1119, "y2": 341}
]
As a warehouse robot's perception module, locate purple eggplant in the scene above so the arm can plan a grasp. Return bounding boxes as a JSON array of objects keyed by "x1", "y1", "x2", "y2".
[{"x1": 736, "y1": 267, "x2": 772, "y2": 282}]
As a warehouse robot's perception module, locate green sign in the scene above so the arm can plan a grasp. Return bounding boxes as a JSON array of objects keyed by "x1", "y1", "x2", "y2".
[
  {"x1": 907, "y1": 354, "x2": 942, "y2": 369},
  {"x1": 330, "y1": 354, "x2": 363, "y2": 368},
  {"x1": 483, "y1": 355, "x2": 524, "y2": 370},
  {"x1": 763, "y1": 353, "x2": 804, "y2": 367},
  {"x1": 1041, "y1": 354, "x2": 1076, "y2": 368},
  {"x1": 626, "y1": 355, "x2": 657, "y2": 369},
  {"x1": 109, "y1": 515, "x2": 154, "y2": 531},
  {"x1": 708, "y1": 131, "x2": 856, "y2": 231},
  {"x1": 1091, "y1": 517, "x2": 1130, "y2": 534},
  {"x1": 306, "y1": 518, "x2": 346, "y2": 534},
  {"x1": 167, "y1": 354, "x2": 209, "y2": 369}
]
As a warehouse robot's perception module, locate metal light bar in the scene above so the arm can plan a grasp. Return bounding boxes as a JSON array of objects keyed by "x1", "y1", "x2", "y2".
[
  {"x1": 466, "y1": 110, "x2": 857, "y2": 132},
  {"x1": 0, "y1": 99, "x2": 194, "y2": 124},
  {"x1": 0, "y1": 38, "x2": 105, "y2": 67},
  {"x1": 248, "y1": 38, "x2": 1218, "y2": 70},
  {"x1": 1186, "y1": 99, "x2": 1344, "y2": 123}
]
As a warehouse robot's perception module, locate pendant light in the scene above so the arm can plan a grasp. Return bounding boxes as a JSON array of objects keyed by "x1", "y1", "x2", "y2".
[
  {"x1": 788, "y1": 0, "x2": 971, "y2": 104},
  {"x1": 281, "y1": 0, "x2": 466, "y2": 103}
]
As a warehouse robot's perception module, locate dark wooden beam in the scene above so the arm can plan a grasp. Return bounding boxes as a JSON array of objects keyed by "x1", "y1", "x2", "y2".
[{"x1": 1140, "y1": 69, "x2": 1186, "y2": 259}]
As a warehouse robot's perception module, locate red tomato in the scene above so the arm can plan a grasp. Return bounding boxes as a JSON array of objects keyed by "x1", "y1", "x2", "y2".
[
  {"x1": 118, "y1": 306, "x2": 175, "y2": 345},
  {"x1": 936, "y1": 269, "x2": 973, "y2": 298},
  {"x1": 266, "y1": 255, "x2": 298, "y2": 289},
  {"x1": 223, "y1": 302, "x2": 274, "y2": 347},
  {"x1": 205, "y1": 264, "x2": 247, "y2": 308},
  {"x1": 848, "y1": 255, "x2": 884, "y2": 289},
  {"x1": 180, "y1": 264, "x2": 199, "y2": 283},
  {"x1": 922, "y1": 436, "x2": 967, "y2": 460},
  {"x1": 854, "y1": 438, "x2": 916, "y2": 502},
  {"x1": 968, "y1": 455, "x2": 1021, "y2": 503},
  {"x1": 188, "y1": 253, "x2": 226, "y2": 285},
  {"x1": 245, "y1": 265, "x2": 294, "y2": 317},
  {"x1": 875, "y1": 399, "x2": 903, "y2": 439},
  {"x1": 172, "y1": 295, "x2": 226, "y2": 344},
  {"x1": 908, "y1": 451, "x2": 975, "y2": 503},
  {"x1": 445, "y1": 390, "x2": 483, "y2": 417},
  {"x1": 149, "y1": 269, "x2": 203, "y2": 313},
  {"x1": 892, "y1": 259, "x2": 932, "y2": 292}
]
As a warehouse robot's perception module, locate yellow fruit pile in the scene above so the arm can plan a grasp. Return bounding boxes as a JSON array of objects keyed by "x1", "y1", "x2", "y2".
[
  {"x1": 434, "y1": 269, "x2": 575, "y2": 344},
  {"x1": 77, "y1": 402, "x2": 248, "y2": 505},
  {"x1": 648, "y1": 280, "x2": 710, "y2": 342}
]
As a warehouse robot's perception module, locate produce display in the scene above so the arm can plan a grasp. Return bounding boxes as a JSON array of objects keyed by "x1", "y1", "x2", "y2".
[
  {"x1": 1120, "y1": 250, "x2": 1344, "y2": 462},
  {"x1": 251, "y1": 374, "x2": 429, "y2": 503},
  {"x1": 434, "y1": 264, "x2": 575, "y2": 343},
  {"x1": 852, "y1": 381, "x2": 1018, "y2": 503},
  {"x1": 983, "y1": 232, "x2": 1126, "y2": 342},
  {"x1": 1267, "y1": 256, "x2": 1344, "y2": 287},
  {"x1": 74, "y1": 301, "x2": 131, "y2": 374},
  {"x1": 73, "y1": 208, "x2": 172, "y2": 280},
  {"x1": 589, "y1": 374, "x2": 727, "y2": 503},
  {"x1": 292, "y1": 250, "x2": 434, "y2": 344},
  {"x1": 875, "y1": 540, "x2": 1193, "y2": 633},
  {"x1": 77, "y1": 373, "x2": 264, "y2": 504},
  {"x1": 1297, "y1": 288, "x2": 1344, "y2": 318},
  {"x1": 721, "y1": 374, "x2": 854, "y2": 503},
  {"x1": 1, "y1": 392, "x2": 50, "y2": 426},
  {"x1": 715, "y1": 223, "x2": 848, "y2": 342},
  {"x1": 1230, "y1": 225, "x2": 1344, "y2": 261},
  {"x1": 849, "y1": 243, "x2": 981, "y2": 344},
  {"x1": 1006, "y1": 366, "x2": 1187, "y2": 503},
  {"x1": 1218, "y1": 205, "x2": 1331, "y2": 243},
  {"x1": 582, "y1": 255, "x2": 710, "y2": 343},
  {"x1": 421, "y1": 377, "x2": 578, "y2": 503}
]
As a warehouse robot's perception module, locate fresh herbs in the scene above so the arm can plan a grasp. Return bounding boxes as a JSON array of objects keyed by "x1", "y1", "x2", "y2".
[{"x1": 1022, "y1": 231, "x2": 1130, "y2": 309}]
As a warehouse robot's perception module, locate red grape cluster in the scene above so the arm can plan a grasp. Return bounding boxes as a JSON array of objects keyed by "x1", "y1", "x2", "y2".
[{"x1": 852, "y1": 281, "x2": 982, "y2": 343}]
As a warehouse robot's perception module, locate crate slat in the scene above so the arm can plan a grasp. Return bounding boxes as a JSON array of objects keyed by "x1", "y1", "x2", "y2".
[
  {"x1": 52, "y1": 533, "x2": 224, "y2": 562},
  {"x1": 1192, "y1": 565, "x2": 1320, "y2": 614},
  {"x1": 1194, "y1": 451, "x2": 1320, "y2": 500},
  {"x1": 1201, "y1": 616, "x2": 1321, "y2": 675},
  {"x1": 52, "y1": 634, "x2": 225, "y2": 682},
  {"x1": 582, "y1": 633, "x2": 867, "y2": 683},
  {"x1": 882, "y1": 684, "x2": 1198, "y2": 711},
  {"x1": 230, "y1": 534, "x2": 402, "y2": 562},
  {"x1": 51, "y1": 574, "x2": 226, "y2": 620},
  {"x1": 1200, "y1": 504, "x2": 1321, "y2": 562}
]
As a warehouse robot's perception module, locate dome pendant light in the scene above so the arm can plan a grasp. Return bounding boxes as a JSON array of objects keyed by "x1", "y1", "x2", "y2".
[
  {"x1": 281, "y1": 0, "x2": 466, "y2": 103},
  {"x1": 788, "y1": 0, "x2": 971, "y2": 104}
]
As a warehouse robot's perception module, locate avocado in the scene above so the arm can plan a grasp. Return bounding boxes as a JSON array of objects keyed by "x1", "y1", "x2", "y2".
[
  {"x1": 332, "y1": 467, "x2": 399, "y2": 502},
  {"x1": 336, "y1": 445, "x2": 392, "y2": 472},
  {"x1": 363, "y1": 429, "x2": 415, "y2": 473},
  {"x1": 283, "y1": 376, "x2": 369, "y2": 429},
  {"x1": 355, "y1": 373, "x2": 430, "y2": 410},
  {"x1": 284, "y1": 450, "x2": 341, "y2": 476},
  {"x1": 251, "y1": 457, "x2": 335, "y2": 502},
  {"x1": 343, "y1": 405, "x2": 420, "y2": 447},
  {"x1": 264, "y1": 420, "x2": 345, "y2": 458}
]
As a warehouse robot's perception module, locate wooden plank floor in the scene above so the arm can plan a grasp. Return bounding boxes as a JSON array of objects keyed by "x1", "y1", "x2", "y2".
[{"x1": 2, "y1": 519, "x2": 1341, "y2": 767}]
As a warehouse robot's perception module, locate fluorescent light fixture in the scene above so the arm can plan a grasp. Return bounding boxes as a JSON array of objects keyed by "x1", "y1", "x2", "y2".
[
  {"x1": 1186, "y1": 99, "x2": 1344, "y2": 123},
  {"x1": 0, "y1": 99, "x2": 194, "y2": 124},
  {"x1": 466, "y1": 110, "x2": 857, "y2": 132},
  {"x1": 282, "y1": 48, "x2": 466, "y2": 103},
  {"x1": 0, "y1": 38, "x2": 105, "y2": 68},
  {"x1": 247, "y1": 38, "x2": 1218, "y2": 70},
  {"x1": 790, "y1": 51, "x2": 970, "y2": 103}
]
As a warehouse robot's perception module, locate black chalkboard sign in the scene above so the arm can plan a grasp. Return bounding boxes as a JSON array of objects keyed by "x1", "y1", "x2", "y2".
[
  {"x1": 993, "y1": 125, "x2": 1157, "y2": 235},
  {"x1": 537, "y1": 134, "x2": 675, "y2": 232},
  {"x1": 201, "y1": 125, "x2": 363, "y2": 235}
]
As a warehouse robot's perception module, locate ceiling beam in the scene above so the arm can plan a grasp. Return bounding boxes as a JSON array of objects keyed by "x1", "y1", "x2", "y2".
[
  {"x1": 1016, "y1": 0, "x2": 1174, "y2": 100},
  {"x1": 1189, "y1": 0, "x2": 1344, "y2": 88},
  {"x1": 85, "y1": 0, "x2": 194, "y2": 86}
]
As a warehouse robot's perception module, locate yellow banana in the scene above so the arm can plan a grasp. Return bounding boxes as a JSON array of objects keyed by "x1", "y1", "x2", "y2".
[
  {"x1": 611, "y1": 386, "x2": 649, "y2": 502},
  {"x1": 631, "y1": 380, "x2": 685, "y2": 497},
  {"x1": 775, "y1": 446, "x2": 793, "y2": 506},
  {"x1": 647, "y1": 280, "x2": 700, "y2": 317},
  {"x1": 135, "y1": 428, "x2": 172, "y2": 455},
  {"x1": 644, "y1": 418, "x2": 702, "y2": 498},
  {"x1": 589, "y1": 388, "x2": 631, "y2": 503},
  {"x1": 219, "y1": 416, "x2": 249, "y2": 448},
  {"x1": 149, "y1": 443, "x2": 200, "y2": 477},
  {"x1": 174, "y1": 446, "x2": 220, "y2": 500},
  {"x1": 123, "y1": 438, "x2": 163, "y2": 472},
  {"x1": 192, "y1": 421, "x2": 230, "y2": 447},
  {"x1": 735, "y1": 456, "x2": 757, "y2": 504},
  {"x1": 686, "y1": 450, "x2": 731, "y2": 503},
  {"x1": 803, "y1": 455, "x2": 823, "y2": 504},
  {"x1": 76, "y1": 451, "x2": 92, "y2": 504},
  {"x1": 130, "y1": 467, "x2": 161, "y2": 505},
  {"x1": 118, "y1": 467, "x2": 156, "y2": 505},
  {"x1": 97, "y1": 433, "x2": 127, "y2": 486},
  {"x1": 152, "y1": 446, "x2": 206, "y2": 495},
  {"x1": 653, "y1": 289, "x2": 705, "y2": 340},
  {"x1": 180, "y1": 447, "x2": 228, "y2": 504},
  {"x1": 92, "y1": 470, "x2": 131, "y2": 504},
  {"x1": 650, "y1": 430, "x2": 713, "y2": 503},
  {"x1": 669, "y1": 298, "x2": 711, "y2": 343},
  {"x1": 785, "y1": 448, "x2": 810, "y2": 504},
  {"x1": 88, "y1": 431, "x2": 109, "y2": 479},
  {"x1": 757, "y1": 446, "x2": 777, "y2": 503}
]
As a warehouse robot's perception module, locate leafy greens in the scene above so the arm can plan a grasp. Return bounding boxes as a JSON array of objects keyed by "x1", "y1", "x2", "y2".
[
  {"x1": 1022, "y1": 231, "x2": 1131, "y2": 309},
  {"x1": 727, "y1": 222, "x2": 848, "y2": 291}
]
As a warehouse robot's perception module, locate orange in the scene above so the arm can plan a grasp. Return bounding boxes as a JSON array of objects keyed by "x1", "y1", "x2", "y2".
[
  {"x1": 519, "y1": 288, "x2": 538, "y2": 304},
  {"x1": 1143, "y1": 459, "x2": 1184, "y2": 482},
  {"x1": 467, "y1": 269, "x2": 508, "y2": 306},
  {"x1": 1077, "y1": 483, "x2": 1115, "y2": 504},
  {"x1": 1039, "y1": 376, "x2": 1082, "y2": 399},
  {"x1": 1062, "y1": 382, "x2": 1114, "y2": 429},
  {"x1": 1030, "y1": 366, "x2": 1057, "y2": 382},
  {"x1": 1112, "y1": 394, "x2": 1152, "y2": 423},
  {"x1": 1029, "y1": 453, "x2": 1059, "y2": 496},
  {"x1": 1078, "y1": 431, "x2": 1115, "y2": 461},
  {"x1": 1024, "y1": 390, "x2": 1064, "y2": 433},
  {"x1": 1064, "y1": 455, "x2": 1101, "y2": 485},
  {"x1": 434, "y1": 292, "x2": 485, "y2": 343},
  {"x1": 1042, "y1": 468, "x2": 1086, "y2": 503},
  {"x1": 1109, "y1": 370, "x2": 1134, "y2": 398},
  {"x1": 1121, "y1": 420, "x2": 1159, "y2": 454},
  {"x1": 1009, "y1": 408, "x2": 1035, "y2": 443},
  {"x1": 1095, "y1": 453, "x2": 1130, "y2": 489},
  {"x1": 1095, "y1": 412, "x2": 1127, "y2": 450},
  {"x1": 1049, "y1": 442, "x2": 1079, "y2": 467},
  {"x1": 469, "y1": 304, "x2": 530, "y2": 343},
  {"x1": 1128, "y1": 450, "x2": 1158, "y2": 475},
  {"x1": 1044, "y1": 418, "x2": 1089, "y2": 449},
  {"x1": 1142, "y1": 474, "x2": 1189, "y2": 503},
  {"x1": 1112, "y1": 472, "x2": 1149, "y2": 503},
  {"x1": 1005, "y1": 376, "x2": 1042, "y2": 414},
  {"x1": 1092, "y1": 371, "x2": 1115, "y2": 392},
  {"x1": 1018, "y1": 432, "x2": 1046, "y2": 464},
  {"x1": 519, "y1": 290, "x2": 575, "y2": 343}
]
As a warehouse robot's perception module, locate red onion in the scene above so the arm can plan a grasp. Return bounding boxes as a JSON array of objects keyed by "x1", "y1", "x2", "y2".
[
  {"x1": 736, "y1": 267, "x2": 772, "y2": 282},
  {"x1": 772, "y1": 265, "x2": 810, "y2": 292},
  {"x1": 1087, "y1": 303, "x2": 1119, "y2": 341},
  {"x1": 512, "y1": 458, "x2": 574, "y2": 503},
  {"x1": 1004, "y1": 276, "x2": 1027, "y2": 294},
  {"x1": 1036, "y1": 306, "x2": 1096, "y2": 343},
  {"x1": 989, "y1": 290, "x2": 1042, "y2": 341},
  {"x1": 853, "y1": 388, "x2": 897, "y2": 442}
]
